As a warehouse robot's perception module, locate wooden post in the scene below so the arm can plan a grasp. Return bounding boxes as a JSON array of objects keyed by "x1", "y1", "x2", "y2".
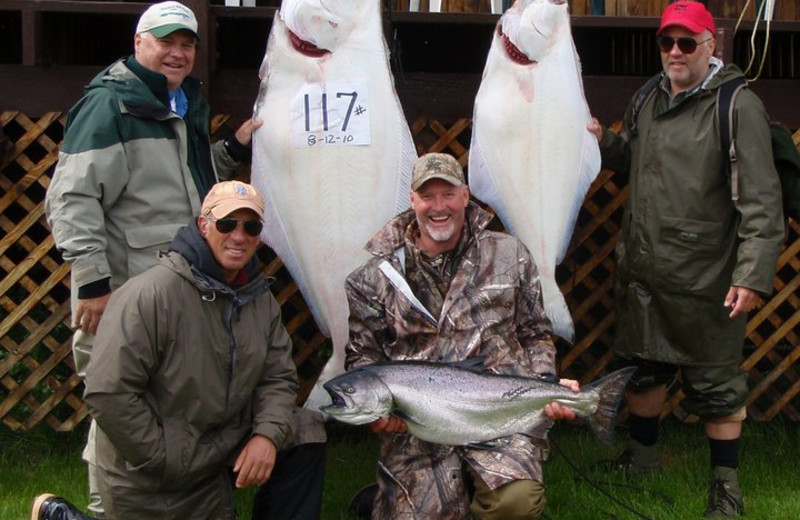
[
  {"x1": 444, "y1": 0, "x2": 481, "y2": 12},
  {"x1": 21, "y1": 8, "x2": 43, "y2": 67},
  {"x1": 714, "y1": 19, "x2": 735, "y2": 65}
]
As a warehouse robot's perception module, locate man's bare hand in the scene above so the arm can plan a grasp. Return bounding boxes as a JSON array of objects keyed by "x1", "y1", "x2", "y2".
[
  {"x1": 544, "y1": 378, "x2": 579, "y2": 421},
  {"x1": 74, "y1": 293, "x2": 112, "y2": 334},
  {"x1": 233, "y1": 434, "x2": 277, "y2": 488},
  {"x1": 233, "y1": 118, "x2": 264, "y2": 147},
  {"x1": 587, "y1": 117, "x2": 603, "y2": 142},
  {"x1": 724, "y1": 286, "x2": 760, "y2": 319}
]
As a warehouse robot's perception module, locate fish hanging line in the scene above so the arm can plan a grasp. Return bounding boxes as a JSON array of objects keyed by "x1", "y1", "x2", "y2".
[
  {"x1": 732, "y1": 0, "x2": 776, "y2": 82},
  {"x1": 548, "y1": 435, "x2": 663, "y2": 520}
]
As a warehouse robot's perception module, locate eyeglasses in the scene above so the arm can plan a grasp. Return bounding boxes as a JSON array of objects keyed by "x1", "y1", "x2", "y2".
[
  {"x1": 657, "y1": 36, "x2": 712, "y2": 55},
  {"x1": 207, "y1": 216, "x2": 263, "y2": 237}
]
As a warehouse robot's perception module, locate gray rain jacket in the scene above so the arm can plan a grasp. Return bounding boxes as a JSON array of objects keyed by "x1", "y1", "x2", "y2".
[{"x1": 45, "y1": 57, "x2": 239, "y2": 295}]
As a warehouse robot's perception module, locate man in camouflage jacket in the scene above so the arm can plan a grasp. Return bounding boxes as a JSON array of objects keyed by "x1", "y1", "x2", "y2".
[{"x1": 344, "y1": 153, "x2": 577, "y2": 520}]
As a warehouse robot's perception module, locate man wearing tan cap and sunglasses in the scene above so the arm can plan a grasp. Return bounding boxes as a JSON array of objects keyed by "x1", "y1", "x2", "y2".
[
  {"x1": 45, "y1": 2, "x2": 263, "y2": 517},
  {"x1": 35, "y1": 181, "x2": 324, "y2": 520}
]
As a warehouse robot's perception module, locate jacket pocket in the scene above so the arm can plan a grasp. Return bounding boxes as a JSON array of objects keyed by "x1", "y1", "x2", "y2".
[
  {"x1": 124, "y1": 223, "x2": 184, "y2": 278},
  {"x1": 654, "y1": 217, "x2": 723, "y2": 291},
  {"x1": 162, "y1": 419, "x2": 229, "y2": 491}
]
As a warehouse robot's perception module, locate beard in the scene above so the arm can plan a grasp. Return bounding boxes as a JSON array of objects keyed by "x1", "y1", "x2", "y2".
[{"x1": 423, "y1": 219, "x2": 456, "y2": 243}]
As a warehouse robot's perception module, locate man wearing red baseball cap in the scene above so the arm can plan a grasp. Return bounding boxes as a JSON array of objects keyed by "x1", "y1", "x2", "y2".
[{"x1": 587, "y1": 1, "x2": 784, "y2": 518}]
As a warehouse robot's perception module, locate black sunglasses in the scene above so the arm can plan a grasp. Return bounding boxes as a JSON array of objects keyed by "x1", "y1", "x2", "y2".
[
  {"x1": 208, "y1": 216, "x2": 263, "y2": 237},
  {"x1": 657, "y1": 36, "x2": 712, "y2": 55}
]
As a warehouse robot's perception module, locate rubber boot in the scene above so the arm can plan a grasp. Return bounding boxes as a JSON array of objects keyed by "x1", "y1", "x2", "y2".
[
  {"x1": 705, "y1": 466, "x2": 744, "y2": 518},
  {"x1": 614, "y1": 439, "x2": 661, "y2": 476},
  {"x1": 31, "y1": 494, "x2": 96, "y2": 520}
]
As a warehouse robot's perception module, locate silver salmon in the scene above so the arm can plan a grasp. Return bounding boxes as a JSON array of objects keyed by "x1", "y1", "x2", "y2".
[{"x1": 322, "y1": 362, "x2": 636, "y2": 446}]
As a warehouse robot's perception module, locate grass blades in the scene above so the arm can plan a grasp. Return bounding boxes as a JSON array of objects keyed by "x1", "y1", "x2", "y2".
[{"x1": 2, "y1": 418, "x2": 798, "y2": 519}]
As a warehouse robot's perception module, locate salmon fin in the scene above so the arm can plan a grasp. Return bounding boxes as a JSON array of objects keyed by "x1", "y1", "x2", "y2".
[
  {"x1": 450, "y1": 357, "x2": 486, "y2": 373},
  {"x1": 581, "y1": 367, "x2": 637, "y2": 446},
  {"x1": 392, "y1": 410, "x2": 423, "y2": 426},
  {"x1": 520, "y1": 417, "x2": 554, "y2": 440},
  {"x1": 466, "y1": 437, "x2": 513, "y2": 450}
]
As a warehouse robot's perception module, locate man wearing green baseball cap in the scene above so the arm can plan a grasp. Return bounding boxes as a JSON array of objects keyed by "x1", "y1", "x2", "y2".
[{"x1": 44, "y1": 2, "x2": 263, "y2": 517}]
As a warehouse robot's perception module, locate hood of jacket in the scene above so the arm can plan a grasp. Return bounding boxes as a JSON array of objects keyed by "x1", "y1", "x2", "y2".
[{"x1": 166, "y1": 221, "x2": 267, "y2": 303}]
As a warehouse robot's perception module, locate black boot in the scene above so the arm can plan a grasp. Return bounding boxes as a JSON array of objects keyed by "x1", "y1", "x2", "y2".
[{"x1": 31, "y1": 494, "x2": 96, "y2": 520}]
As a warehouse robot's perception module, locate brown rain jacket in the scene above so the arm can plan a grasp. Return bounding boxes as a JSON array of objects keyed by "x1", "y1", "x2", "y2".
[
  {"x1": 600, "y1": 64, "x2": 784, "y2": 366},
  {"x1": 345, "y1": 202, "x2": 557, "y2": 519}
]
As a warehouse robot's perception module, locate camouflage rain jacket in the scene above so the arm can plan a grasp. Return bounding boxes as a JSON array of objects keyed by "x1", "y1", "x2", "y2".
[{"x1": 344, "y1": 202, "x2": 557, "y2": 519}]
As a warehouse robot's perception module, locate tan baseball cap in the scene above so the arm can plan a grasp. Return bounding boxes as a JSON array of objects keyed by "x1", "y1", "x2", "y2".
[
  {"x1": 201, "y1": 181, "x2": 264, "y2": 220},
  {"x1": 410, "y1": 153, "x2": 465, "y2": 191},
  {"x1": 136, "y1": 1, "x2": 198, "y2": 39}
]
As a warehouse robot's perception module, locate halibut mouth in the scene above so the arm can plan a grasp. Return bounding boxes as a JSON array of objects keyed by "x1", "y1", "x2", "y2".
[
  {"x1": 498, "y1": 26, "x2": 535, "y2": 65},
  {"x1": 288, "y1": 29, "x2": 330, "y2": 57}
]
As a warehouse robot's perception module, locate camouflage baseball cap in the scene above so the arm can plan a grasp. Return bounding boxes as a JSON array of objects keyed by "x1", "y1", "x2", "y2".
[{"x1": 411, "y1": 153, "x2": 465, "y2": 191}]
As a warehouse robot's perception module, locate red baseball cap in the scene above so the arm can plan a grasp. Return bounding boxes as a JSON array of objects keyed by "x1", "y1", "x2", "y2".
[{"x1": 658, "y1": 1, "x2": 716, "y2": 35}]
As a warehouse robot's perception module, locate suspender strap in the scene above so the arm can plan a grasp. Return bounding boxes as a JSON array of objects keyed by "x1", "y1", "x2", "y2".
[{"x1": 717, "y1": 77, "x2": 748, "y2": 201}]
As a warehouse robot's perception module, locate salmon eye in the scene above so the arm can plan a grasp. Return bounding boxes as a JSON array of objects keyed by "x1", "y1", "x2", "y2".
[{"x1": 345, "y1": 386, "x2": 355, "y2": 394}]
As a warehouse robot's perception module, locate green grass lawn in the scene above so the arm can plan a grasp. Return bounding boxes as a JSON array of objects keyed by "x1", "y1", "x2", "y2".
[{"x1": 2, "y1": 417, "x2": 798, "y2": 519}]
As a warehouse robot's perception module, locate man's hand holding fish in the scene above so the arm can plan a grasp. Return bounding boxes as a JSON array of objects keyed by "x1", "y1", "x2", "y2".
[{"x1": 338, "y1": 152, "x2": 626, "y2": 520}]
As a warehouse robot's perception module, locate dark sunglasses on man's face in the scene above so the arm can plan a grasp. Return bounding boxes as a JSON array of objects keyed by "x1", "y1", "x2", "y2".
[
  {"x1": 657, "y1": 36, "x2": 712, "y2": 55},
  {"x1": 209, "y1": 217, "x2": 263, "y2": 237}
]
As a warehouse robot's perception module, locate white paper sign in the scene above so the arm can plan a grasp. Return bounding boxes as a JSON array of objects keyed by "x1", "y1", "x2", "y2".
[{"x1": 291, "y1": 80, "x2": 371, "y2": 148}]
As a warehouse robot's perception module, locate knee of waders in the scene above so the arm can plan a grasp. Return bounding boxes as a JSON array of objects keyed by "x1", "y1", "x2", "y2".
[{"x1": 471, "y1": 479, "x2": 546, "y2": 520}]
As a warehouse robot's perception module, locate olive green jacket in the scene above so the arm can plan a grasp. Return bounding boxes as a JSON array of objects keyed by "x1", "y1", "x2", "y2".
[
  {"x1": 85, "y1": 245, "x2": 297, "y2": 498},
  {"x1": 599, "y1": 63, "x2": 784, "y2": 365}
]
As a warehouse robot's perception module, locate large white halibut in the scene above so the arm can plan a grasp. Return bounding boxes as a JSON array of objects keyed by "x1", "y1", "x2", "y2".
[
  {"x1": 251, "y1": 0, "x2": 416, "y2": 410},
  {"x1": 468, "y1": 0, "x2": 600, "y2": 342}
]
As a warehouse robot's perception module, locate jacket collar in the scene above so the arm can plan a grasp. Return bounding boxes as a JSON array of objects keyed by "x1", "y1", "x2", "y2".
[
  {"x1": 88, "y1": 57, "x2": 202, "y2": 119},
  {"x1": 168, "y1": 221, "x2": 264, "y2": 295}
]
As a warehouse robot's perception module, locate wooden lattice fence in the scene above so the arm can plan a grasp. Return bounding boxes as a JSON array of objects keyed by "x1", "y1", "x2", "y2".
[{"x1": 1, "y1": 111, "x2": 798, "y2": 432}]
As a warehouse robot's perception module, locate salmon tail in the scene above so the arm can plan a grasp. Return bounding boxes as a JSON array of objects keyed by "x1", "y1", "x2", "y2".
[{"x1": 582, "y1": 367, "x2": 637, "y2": 446}]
